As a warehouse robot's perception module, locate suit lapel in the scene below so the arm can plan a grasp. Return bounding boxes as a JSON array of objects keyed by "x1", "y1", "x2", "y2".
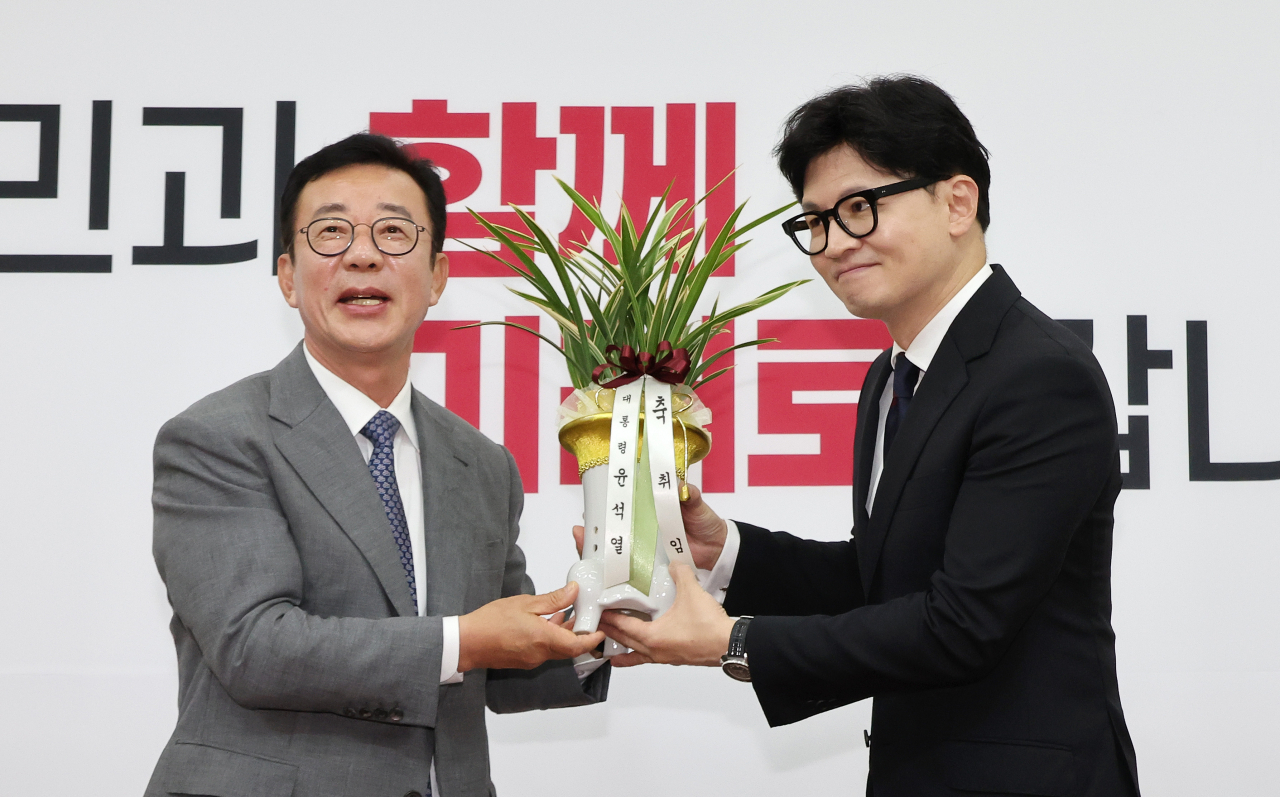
[
  {"x1": 413, "y1": 392, "x2": 473, "y2": 618},
  {"x1": 859, "y1": 338, "x2": 970, "y2": 591},
  {"x1": 854, "y1": 350, "x2": 892, "y2": 537},
  {"x1": 268, "y1": 344, "x2": 417, "y2": 617},
  {"x1": 858, "y1": 265, "x2": 1023, "y2": 595}
]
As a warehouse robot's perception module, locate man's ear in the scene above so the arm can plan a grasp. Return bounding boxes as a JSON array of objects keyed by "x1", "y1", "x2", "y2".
[
  {"x1": 278, "y1": 252, "x2": 300, "y2": 308},
  {"x1": 427, "y1": 251, "x2": 449, "y2": 308},
  {"x1": 945, "y1": 175, "x2": 981, "y2": 238}
]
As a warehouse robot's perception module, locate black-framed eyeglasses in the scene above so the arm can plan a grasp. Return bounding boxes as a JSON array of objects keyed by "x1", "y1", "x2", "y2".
[
  {"x1": 781, "y1": 177, "x2": 937, "y2": 255},
  {"x1": 299, "y1": 216, "x2": 427, "y2": 257}
]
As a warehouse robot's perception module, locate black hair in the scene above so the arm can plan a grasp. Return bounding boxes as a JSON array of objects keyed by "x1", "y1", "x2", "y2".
[
  {"x1": 279, "y1": 132, "x2": 448, "y2": 257},
  {"x1": 775, "y1": 75, "x2": 991, "y2": 230}
]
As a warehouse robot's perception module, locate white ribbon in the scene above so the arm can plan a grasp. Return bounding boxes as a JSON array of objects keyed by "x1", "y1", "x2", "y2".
[
  {"x1": 643, "y1": 378, "x2": 696, "y2": 570},
  {"x1": 601, "y1": 379, "x2": 644, "y2": 588}
]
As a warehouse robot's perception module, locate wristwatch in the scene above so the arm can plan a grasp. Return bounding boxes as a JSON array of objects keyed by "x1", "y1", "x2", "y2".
[{"x1": 720, "y1": 616, "x2": 753, "y2": 682}]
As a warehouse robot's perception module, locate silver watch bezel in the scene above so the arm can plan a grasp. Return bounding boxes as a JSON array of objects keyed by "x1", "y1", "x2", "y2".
[{"x1": 720, "y1": 656, "x2": 752, "y2": 681}]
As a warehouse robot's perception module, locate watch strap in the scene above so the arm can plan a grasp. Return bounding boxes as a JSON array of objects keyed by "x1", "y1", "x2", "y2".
[{"x1": 726, "y1": 616, "x2": 752, "y2": 658}]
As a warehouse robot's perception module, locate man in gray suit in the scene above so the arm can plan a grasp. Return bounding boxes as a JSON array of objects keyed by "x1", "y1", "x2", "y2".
[{"x1": 146, "y1": 134, "x2": 606, "y2": 797}]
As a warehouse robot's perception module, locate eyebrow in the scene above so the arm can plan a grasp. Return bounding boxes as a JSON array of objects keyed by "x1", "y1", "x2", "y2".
[
  {"x1": 377, "y1": 202, "x2": 414, "y2": 219},
  {"x1": 309, "y1": 202, "x2": 417, "y2": 220},
  {"x1": 801, "y1": 186, "x2": 875, "y2": 211},
  {"x1": 312, "y1": 202, "x2": 347, "y2": 218}
]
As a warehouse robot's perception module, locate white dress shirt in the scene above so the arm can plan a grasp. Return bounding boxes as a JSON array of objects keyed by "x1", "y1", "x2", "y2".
[
  {"x1": 303, "y1": 345, "x2": 463, "y2": 685},
  {"x1": 701, "y1": 264, "x2": 993, "y2": 595}
]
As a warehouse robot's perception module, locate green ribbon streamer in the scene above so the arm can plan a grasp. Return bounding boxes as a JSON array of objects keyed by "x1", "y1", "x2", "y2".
[{"x1": 628, "y1": 442, "x2": 659, "y2": 594}]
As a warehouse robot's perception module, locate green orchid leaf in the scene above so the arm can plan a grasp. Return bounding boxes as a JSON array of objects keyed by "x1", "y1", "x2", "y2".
[{"x1": 465, "y1": 179, "x2": 805, "y2": 388}]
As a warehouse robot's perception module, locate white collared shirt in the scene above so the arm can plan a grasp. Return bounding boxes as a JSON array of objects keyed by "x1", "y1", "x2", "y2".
[
  {"x1": 701, "y1": 264, "x2": 993, "y2": 597},
  {"x1": 303, "y1": 345, "x2": 463, "y2": 686}
]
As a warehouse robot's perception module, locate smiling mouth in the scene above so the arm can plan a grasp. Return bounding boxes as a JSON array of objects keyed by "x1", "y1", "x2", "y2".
[
  {"x1": 339, "y1": 292, "x2": 389, "y2": 306},
  {"x1": 838, "y1": 263, "x2": 875, "y2": 277}
]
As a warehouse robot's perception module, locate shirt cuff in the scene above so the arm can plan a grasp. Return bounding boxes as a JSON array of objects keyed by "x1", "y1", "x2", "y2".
[
  {"x1": 696, "y1": 519, "x2": 740, "y2": 606},
  {"x1": 573, "y1": 652, "x2": 608, "y2": 680},
  {"x1": 440, "y1": 615, "x2": 463, "y2": 684}
]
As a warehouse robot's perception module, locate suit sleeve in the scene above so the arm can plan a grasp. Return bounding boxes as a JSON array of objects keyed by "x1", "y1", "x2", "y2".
[
  {"x1": 723, "y1": 525, "x2": 863, "y2": 618},
  {"x1": 485, "y1": 448, "x2": 610, "y2": 712},
  {"x1": 152, "y1": 413, "x2": 445, "y2": 728},
  {"x1": 743, "y1": 352, "x2": 1118, "y2": 726}
]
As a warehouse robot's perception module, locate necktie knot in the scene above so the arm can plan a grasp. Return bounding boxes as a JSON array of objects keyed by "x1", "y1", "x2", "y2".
[
  {"x1": 361, "y1": 410, "x2": 401, "y2": 449},
  {"x1": 893, "y1": 354, "x2": 921, "y2": 400}
]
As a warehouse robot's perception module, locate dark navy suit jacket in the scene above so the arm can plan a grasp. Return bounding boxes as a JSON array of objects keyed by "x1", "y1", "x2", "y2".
[{"x1": 725, "y1": 266, "x2": 1139, "y2": 797}]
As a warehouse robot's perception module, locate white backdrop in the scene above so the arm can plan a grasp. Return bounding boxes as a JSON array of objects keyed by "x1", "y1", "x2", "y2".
[{"x1": 2, "y1": 2, "x2": 1279, "y2": 794}]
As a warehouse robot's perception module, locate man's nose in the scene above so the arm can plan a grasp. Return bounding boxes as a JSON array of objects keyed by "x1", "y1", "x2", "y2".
[
  {"x1": 341, "y1": 226, "x2": 385, "y2": 270},
  {"x1": 822, "y1": 218, "x2": 863, "y2": 258}
]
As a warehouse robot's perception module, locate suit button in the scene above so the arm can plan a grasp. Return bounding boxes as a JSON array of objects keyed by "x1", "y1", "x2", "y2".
[
  {"x1": 374, "y1": 708, "x2": 388, "y2": 720},
  {"x1": 359, "y1": 708, "x2": 372, "y2": 719},
  {"x1": 390, "y1": 708, "x2": 404, "y2": 722}
]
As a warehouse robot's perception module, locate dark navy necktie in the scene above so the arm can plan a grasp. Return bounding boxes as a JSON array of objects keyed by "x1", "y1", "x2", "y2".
[
  {"x1": 360, "y1": 410, "x2": 418, "y2": 614},
  {"x1": 882, "y1": 353, "x2": 921, "y2": 458}
]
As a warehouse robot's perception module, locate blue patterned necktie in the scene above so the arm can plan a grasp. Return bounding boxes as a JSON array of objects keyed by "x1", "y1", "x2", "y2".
[
  {"x1": 360, "y1": 410, "x2": 418, "y2": 614},
  {"x1": 883, "y1": 353, "x2": 921, "y2": 457}
]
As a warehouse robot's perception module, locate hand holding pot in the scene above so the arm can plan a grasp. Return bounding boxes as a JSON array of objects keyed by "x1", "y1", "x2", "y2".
[
  {"x1": 679, "y1": 483, "x2": 729, "y2": 570},
  {"x1": 458, "y1": 582, "x2": 605, "y2": 671},
  {"x1": 572, "y1": 482, "x2": 726, "y2": 570},
  {"x1": 597, "y1": 561, "x2": 735, "y2": 667}
]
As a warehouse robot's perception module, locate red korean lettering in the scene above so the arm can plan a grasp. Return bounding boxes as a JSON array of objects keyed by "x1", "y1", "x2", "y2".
[
  {"x1": 504, "y1": 316, "x2": 541, "y2": 492},
  {"x1": 612, "y1": 104, "x2": 696, "y2": 244},
  {"x1": 748, "y1": 319, "x2": 892, "y2": 486},
  {"x1": 558, "y1": 106, "x2": 605, "y2": 251},
  {"x1": 413, "y1": 320, "x2": 481, "y2": 428},
  {"x1": 704, "y1": 102, "x2": 736, "y2": 276}
]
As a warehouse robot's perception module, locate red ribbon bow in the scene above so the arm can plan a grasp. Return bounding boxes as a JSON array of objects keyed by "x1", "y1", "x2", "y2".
[{"x1": 592, "y1": 342, "x2": 692, "y2": 388}]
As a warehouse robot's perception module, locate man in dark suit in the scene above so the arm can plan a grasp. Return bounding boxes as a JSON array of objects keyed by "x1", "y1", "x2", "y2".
[
  {"x1": 600, "y1": 77, "x2": 1140, "y2": 796},
  {"x1": 147, "y1": 134, "x2": 605, "y2": 797}
]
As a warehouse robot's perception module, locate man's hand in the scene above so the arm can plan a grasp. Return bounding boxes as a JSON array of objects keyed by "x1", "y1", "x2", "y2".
[
  {"x1": 597, "y1": 562, "x2": 735, "y2": 668},
  {"x1": 679, "y1": 483, "x2": 728, "y2": 570},
  {"x1": 457, "y1": 582, "x2": 605, "y2": 671},
  {"x1": 574, "y1": 483, "x2": 727, "y2": 570}
]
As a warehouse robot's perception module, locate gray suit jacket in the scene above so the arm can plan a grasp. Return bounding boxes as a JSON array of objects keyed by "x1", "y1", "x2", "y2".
[{"x1": 146, "y1": 343, "x2": 605, "y2": 797}]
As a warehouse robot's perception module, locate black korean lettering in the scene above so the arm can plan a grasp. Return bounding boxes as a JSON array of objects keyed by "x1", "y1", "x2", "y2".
[
  {"x1": 1186, "y1": 320, "x2": 1280, "y2": 481},
  {"x1": 89, "y1": 100, "x2": 112, "y2": 230},
  {"x1": 272, "y1": 101, "x2": 297, "y2": 270},
  {"x1": 1055, "y1": 319, "x2": 1094, "y2": 350},
  {"x1": 0, "y1": 104, "x2": 58, "y2": 199},
  {"x1": 1127, "y1": 315, "x2": 1172, "y2": 405},
  {"x1": 0, "y1": 103, "x2": 111, "y2": 273},
  {"x1": 133, "y1": 107, "x2": 257, "y2": 265},
  {"x1": 1118, "y1": 415, "x2": 1150, "y2": 490}
]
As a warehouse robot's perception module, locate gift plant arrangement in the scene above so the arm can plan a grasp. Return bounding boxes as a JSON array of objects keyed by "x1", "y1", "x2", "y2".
[{"x1": 466, "y1": 179, "x2": 806, "y2": 646}]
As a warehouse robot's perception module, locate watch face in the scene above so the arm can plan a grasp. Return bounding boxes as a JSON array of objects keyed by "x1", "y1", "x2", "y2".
[{"x1": 722, "y1": 659, "x2": 752, "y2": 682}]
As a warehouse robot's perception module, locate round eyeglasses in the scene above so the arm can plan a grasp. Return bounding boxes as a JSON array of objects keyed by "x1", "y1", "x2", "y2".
[
  {"x1": 781, "y1": 177, "x2": 937, "y2": 255},
  {"x1": 299, "y1": 217, "x2": 427, "y2": 257}
]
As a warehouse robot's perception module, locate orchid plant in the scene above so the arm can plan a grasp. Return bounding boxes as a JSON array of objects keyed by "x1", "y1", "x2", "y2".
[{"x1": 464, "y1": 178, "x2": 808, "y2": 390}]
